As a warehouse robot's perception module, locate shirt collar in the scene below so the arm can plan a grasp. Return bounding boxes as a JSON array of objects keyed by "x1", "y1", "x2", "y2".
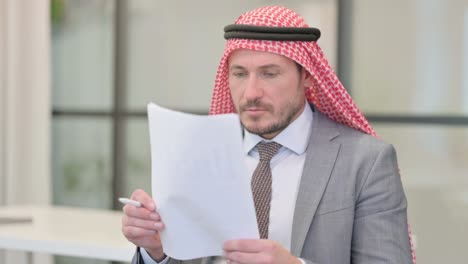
[{"x1": 243, "y1": 102, "x2": 313, "y2": 155}]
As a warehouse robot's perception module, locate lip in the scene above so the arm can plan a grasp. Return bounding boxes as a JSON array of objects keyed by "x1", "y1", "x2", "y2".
[
  {"x1": 243, "y1": 108, "x2": 266, "y2": 116},
  {"x1": 245, "y1": 108, "x2": 265, "y2": 112},
  {"x1": 244, "y1": 107, "x2": 267, "y2": 113}
]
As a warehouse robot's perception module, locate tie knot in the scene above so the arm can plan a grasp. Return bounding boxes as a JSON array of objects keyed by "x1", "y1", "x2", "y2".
[{"x1": 256, "y1": 141, "x2": 282, "y2": 161}]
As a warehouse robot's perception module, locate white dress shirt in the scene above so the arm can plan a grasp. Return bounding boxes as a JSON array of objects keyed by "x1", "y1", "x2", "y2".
[{"x1": 142, "y1": 103, "x2": 313, "y2": 264}]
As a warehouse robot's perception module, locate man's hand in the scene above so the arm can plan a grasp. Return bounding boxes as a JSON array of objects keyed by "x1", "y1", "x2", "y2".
[
  {"x1": 223, "y1": 239, "x2": 301, "y2": 264},
  {"x1": 121, "y1": 189, "x2": 166, "y2": 261}
]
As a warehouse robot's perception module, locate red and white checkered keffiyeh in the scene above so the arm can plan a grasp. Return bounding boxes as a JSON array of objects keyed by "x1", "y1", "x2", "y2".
[{"x1": 209, "y1": 5, "x2": 416, "y2": 263}]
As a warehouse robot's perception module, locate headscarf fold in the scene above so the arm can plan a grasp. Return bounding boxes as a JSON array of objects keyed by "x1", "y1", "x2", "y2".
[{"x1": 208, "y1": 5, "x2": 416, "y2": 263}]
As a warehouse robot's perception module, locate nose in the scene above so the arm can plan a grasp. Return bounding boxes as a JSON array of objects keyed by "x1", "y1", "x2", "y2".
[{"x1": 243, "y1": 75, "x2": 263, "y2": 101}]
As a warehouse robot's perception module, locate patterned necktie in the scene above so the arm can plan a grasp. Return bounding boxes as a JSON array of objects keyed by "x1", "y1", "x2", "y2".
[{"x1": 251, "y1": 141, "x2": 282, "y2": 239}]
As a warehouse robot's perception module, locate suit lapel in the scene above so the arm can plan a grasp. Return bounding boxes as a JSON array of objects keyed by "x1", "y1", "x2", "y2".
[{"x1": 290, "y1": 111, "x2": 341, "y2": 256}]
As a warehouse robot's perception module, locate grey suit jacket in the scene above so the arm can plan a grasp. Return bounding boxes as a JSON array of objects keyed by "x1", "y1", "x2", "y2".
[{"x1": 132, "y1": 110, "x2": 412, "y2": 264}]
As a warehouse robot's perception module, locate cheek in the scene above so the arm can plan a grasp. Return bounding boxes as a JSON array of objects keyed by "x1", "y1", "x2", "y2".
[
  {"x1": 229, "y1": 79, "x2": 245, "y2": 100},
  {"x1": 229, "y1": 87, "x2": 241, "y2": 108}
]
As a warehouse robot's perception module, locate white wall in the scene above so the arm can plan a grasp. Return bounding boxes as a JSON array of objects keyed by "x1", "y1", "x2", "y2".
[
  {"x1": 0, "y1": 0, "x2": 51, "y2": 205},
  {"x1": 0, "y1": 0, "x2": 51, "y2": 263}
]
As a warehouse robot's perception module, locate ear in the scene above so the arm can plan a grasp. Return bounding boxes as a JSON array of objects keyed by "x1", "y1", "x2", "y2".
[{"x1": 301, "y1": 68, "x2": 314, "y2": 87}]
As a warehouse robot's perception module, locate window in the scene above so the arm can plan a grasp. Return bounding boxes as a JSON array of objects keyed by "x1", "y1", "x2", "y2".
[
  {"x1": 51, "y1": 1, "x2": 338, "y2": 263},
  {"x1": 343, "y1": 1, "x2": 468, "y2": 262}
]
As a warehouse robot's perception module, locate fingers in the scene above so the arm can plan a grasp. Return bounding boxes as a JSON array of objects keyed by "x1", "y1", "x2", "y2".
[
  {"x1": 124, "y1": 189, "x2": 161, "y2": 223},
  {"x1": 122, "y1": 215, "x2": 165, "y2": 231},
  {"x1": 131, "y1": 189, "x2": 156, "y2": 211},
  {"x1": 224, "y1": 240, "x2": 299, "y2": 264},
  {"x1": 122, "y1": 189, "x2": 165, "y2": 231},
  {"x1": 225, "y1": 251, "x2": 272, "y2": 264},
  {"x1": 121, "y1": 225, "x2": 163, "y2": 251},
  {"x1": 122, "y1": 225, "x2": 157, "y2": 239},
  {"x1": 123, "y1": 204, "x2": 161, "y2": 221},
  {"x1": 121, "y1": 189, "x2": 166, "y2": 253},
  {"x1": 224, "y1": 239, "x2": 272, "y2": 253}
]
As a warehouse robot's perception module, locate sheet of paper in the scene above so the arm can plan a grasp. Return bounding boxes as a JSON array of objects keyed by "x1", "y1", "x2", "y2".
[{"x1": 147, "y1": 102, "x2": 259, "y2": 260}]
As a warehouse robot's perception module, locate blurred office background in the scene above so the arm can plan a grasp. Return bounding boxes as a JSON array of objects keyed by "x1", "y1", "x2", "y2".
[{"x1": 1, "y1": 0, "x2": 467, "y2": 263}]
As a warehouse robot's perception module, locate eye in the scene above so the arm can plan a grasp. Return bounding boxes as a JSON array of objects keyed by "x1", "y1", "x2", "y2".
[
  {"x1": 261, "y1": 71, "x2": 279, "y2": 78},
  {"x1": 231, "y1": 71, "x2": 247, "y2": 78}
]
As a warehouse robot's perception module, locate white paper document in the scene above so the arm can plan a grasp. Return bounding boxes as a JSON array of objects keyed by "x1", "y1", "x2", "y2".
[{"x1": 147, "y1": 103, "x2": 259, "y2": 260}]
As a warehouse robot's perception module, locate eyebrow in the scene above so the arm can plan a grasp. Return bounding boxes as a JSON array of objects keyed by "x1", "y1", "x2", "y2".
[
  {"x1": 229, "y1": 64, "x2": 281, "y2": 71},
  {"x1": 258, "y1": 64, "x2": 281, "y2": 70},
  {"x1": 229, "y1": 65, "x2": 246, "y2": 71}
]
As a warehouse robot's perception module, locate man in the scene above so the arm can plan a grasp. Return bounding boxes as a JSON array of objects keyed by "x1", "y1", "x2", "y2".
[{"x1": 122, "y1": 6, "x2": 415, "y2": 264}]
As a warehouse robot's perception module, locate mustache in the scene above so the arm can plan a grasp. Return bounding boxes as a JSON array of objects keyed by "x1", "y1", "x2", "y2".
[{"x1": 239, "y1": 99, "x2": 272, "y2": 111}]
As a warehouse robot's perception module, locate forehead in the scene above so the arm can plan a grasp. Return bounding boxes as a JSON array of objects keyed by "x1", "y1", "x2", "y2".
[{"x1": 228, "y1": 49, "x2": 295, "y2": 68}]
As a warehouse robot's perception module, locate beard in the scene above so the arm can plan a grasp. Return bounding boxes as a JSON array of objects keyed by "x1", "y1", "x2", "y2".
[{"x1": 239, "y1": 98, "x2": 304, "y2": 137}]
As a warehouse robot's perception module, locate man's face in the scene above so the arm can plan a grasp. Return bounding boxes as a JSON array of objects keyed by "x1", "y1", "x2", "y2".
[{"x1": 228, "y1": 49, "x2": 312, "y2": 139}]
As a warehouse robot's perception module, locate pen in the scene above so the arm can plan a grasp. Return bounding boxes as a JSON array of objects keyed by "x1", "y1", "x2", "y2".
[{"x1": 118, "y1": 197, "x2": 142, "y2": 208}]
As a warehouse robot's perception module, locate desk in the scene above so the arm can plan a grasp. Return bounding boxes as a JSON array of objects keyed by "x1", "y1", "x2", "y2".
[{"x1": 0, "y1": 205, "x2": 135, "y2": 262}]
